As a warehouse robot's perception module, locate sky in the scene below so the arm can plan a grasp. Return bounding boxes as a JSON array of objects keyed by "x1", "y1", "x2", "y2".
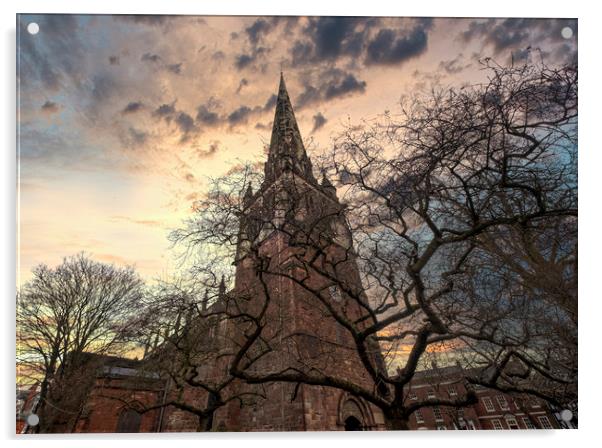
[{"x1": 16, "y1": 15, "x2": 577, "y2": 285}]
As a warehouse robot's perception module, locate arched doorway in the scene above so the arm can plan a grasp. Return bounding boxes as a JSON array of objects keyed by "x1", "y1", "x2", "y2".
[
  {"x1": 116, "y1": 408, "x2": 142, "y2": 433},
  {"x1": 339, "y1": 397, "x2": 367, "y2": 431},
  {"x1": 344, "y1": 416, "x2": 363, "y2": 431}
]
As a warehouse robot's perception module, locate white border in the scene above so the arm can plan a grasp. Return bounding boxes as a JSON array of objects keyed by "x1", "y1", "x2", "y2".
[{"x1": 2, "y1": 2, "x2": 596, "y2": 448}]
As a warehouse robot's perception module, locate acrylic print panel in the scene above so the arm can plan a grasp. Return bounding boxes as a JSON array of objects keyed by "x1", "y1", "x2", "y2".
[{"x1": 16, "y1": 14, "x2": 577, "y2": 433}]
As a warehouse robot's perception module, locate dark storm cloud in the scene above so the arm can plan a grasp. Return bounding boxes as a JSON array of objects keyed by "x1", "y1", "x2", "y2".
[
  {"x1": 263, "y1": 94, "x2": 277, "y2": 111},
  {"x1": 461, "y1": 18, "x2": 578, "y2": 59},
  {"x1": 153, "y1": 103, "x2": 176, "y2": 122},
  {"x1": 286, "y1": 17, "x2": 432, "y2": 69},
  {"x1": 141, "y1": 53, "x2": 162, "y2": 63},
  {"x1": 323, "y1": 73, "x2": 366, "y2": 100},
  {"x1": 122, "y1": 101, "x2": 144, "y2": 114},
  {"x1": 244, "y1": 17, "x2": 300, "y2": 47},
  {"x1": 365, "y1": 27, "x2": 428, "y2": 65},
  {"x1": 196, "y1": 104, "x2": 220, "y2": 126},
  {"x1": 296, "y1": 85, "x2": 321, "y2": 109},
  {"x1": 255, "y1": 122, "x2": 271, "y2": 130},
  {"x1": 192, "y1": 94, "x2": 277, "y2": 131},
  {"x1": 245, "y1": 19, "x2": 272, "y2": 45},
  {"x1": 228, "y1": 106, "x2": 254, "y2": 126},
  {"x1": 306, "y1": 17, "x2": 365, "y2": 59},
  {"x1": 311, "y1": 112, "x2": 327, "y2": 133},
  {"x1": 235, "y1": 54, "x2": 254, "y2": 70},
  {"x1": 41, "y1": 100, "x2": 60, "y2": 114},
  {"x1": 463, "y1": 19, "x2": 530, "y2": 53},
  {"x1": 127, "y1": 127, "x2": 148, "y2": 146},
  {"x1": 290, "y1": 17, "x2": 374, "y2": 67},
  {"x1": 151, "y1": 102, "x2": 203, "y2": 142},
  {"x1": 175, "y1": 112, "x2": 196, "y2": 135},
  {"x1": 295, "y1": 68, "x2": 367, "y2": 109},
  {"x1": 236, "y1": 78, "x2": 249, "y2": 94},
  {"x1": 438, "y1": 55, "x2": 472, "y2": 75},
  {"x1": 141, "y1": 53, "x2": 184, "y2": 75},
  {"x1": 196, "y1": 140, "x2": 221, "y2": 159},
  {"x1": 234, "y1": 47, "x2": 267, "y2": 71},
  {"x1": 166, "y1": 63, "x2": 183, "y2": 74}
]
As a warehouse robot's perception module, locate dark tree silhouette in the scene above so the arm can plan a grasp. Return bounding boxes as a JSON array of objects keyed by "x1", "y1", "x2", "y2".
[
  {"x1": 17, "y1": 254, "x2": 143, "y2": 433},
  {"x1": 157, "y1": 59, "x2": 576, "y2": 430}
]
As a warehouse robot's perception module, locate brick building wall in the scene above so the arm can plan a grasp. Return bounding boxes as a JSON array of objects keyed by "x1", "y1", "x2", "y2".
[
  {"x1": 404, "y1": 367, "x2": 560, "y2": 430},
  {"x1": 73, "y1": 373, "x2": 165, "y2": 433}
]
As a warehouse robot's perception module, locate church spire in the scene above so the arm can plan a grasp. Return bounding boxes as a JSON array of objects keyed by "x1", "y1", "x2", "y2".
[{"x1": 263, "y1": 73, "x2": 317, "y2": 186}]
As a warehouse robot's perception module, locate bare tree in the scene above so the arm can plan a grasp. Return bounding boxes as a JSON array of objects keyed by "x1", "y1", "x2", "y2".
[
  {"x1": 17, "y1": 253, "x2": 143, "y2": 433},
  {"x1": 121, "y1": 277, "x2": 267, "y2": 432},
  {"x1": 166, "y1": 59, "x2": 576, "y2": 430}
]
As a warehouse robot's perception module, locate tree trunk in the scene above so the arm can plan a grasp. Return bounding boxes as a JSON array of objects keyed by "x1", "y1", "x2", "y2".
[
  {"x1": 197, "y1": 414, "x2": 213, "y2": 432},
  {"x1": 384, "y1": 410, "x2": 411, "y2": 430}
]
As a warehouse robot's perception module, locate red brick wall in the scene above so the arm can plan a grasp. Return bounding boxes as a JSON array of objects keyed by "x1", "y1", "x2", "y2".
[{"x1": 74, "y1": 377, "x2": 163, "y2": 433}]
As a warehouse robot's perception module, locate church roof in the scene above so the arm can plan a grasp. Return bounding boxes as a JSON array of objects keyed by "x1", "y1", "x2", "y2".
[{"x1": 263, "y1": 73, "x2": 317, "y2": 187}]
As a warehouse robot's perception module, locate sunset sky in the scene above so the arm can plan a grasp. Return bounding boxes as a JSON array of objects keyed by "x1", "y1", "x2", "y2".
[{"x1": 17, "y1": 15, "x2": 577, "y2": 285}]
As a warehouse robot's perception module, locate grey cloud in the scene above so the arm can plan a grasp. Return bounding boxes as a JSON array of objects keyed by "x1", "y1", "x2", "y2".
[
  {"x1": 141, "y1": 53, "x2": 161, "y2": 63},
  {"x1": 263, "y1": 94, "x2": 277, "y2": 111},
  {"x1": 245, "y1": 19, "x2": 272, "y2": 45},
  {"x1": 127, "y1": 127, "x2": 148, "y2": 146},
  {"x1": 90, "y1": 74, "x2": 117, "y2": 103},
  {"x1": 438, "y1": 55, "x2": 472, "y2": 74},
  {"x1": 462, "y1": 18, "x2": 578, "y2": 60},
  {"x1": 122, "y1": 101, "x2": 144, "y2": 114},
  {"x1": 235, "y1": 54, "x2": 254, "y2": 70},
  {"x1": 236, "y1": 78, "x2": 249, "y2": 94},
  {"x1": 18, "y1": 14, "x2": 85, "y2": 91},
  {"x1": 324, "y1": 73, "x2": 366, "y2": 100},
  {"x1": 234, "y1": 47, "x2": 267, "y2": 71},
  {"x1": 153, "y1": 103, "x2": 176, "y2": 122},
  {"x1": 196, "y1": 104, "x2": 220, "y2": 126},
  {"x1": 228, "y1": 106, "x2": 254, "y2": 126},
  {"x1": 290, "y1": 17, "x2": 375, "y2": 66},
  {"x1": 365, "y1": 27, "x2": 428, "y2": 65},
  {"x1": 286, "y1": 17, "x2": 431, "y2": 69},
  {"x1": 41, "y1": 100, "x2": 60, "y2": 114},
  {"x1": 296, "y1": 85, "x2": 321, "y2": 109},
  {"x1": 141, "y1": 53, "x2": 183, "y2": 74},
  {"x1": 311, "y1": 112, "x2": 327, "y2": 133},
  {"x1": 296, "y1": 68, "x2": 367, "y2": 109},
  {"x1": 196, "y1": 140, "x2": 220, "y2": 158},
  {"x1": 167, "y1": 63, "x2": 183, "y2": 75},
  {"x1": 243, "y1": 17, "x2": 300, "y2": 47},
  {"x1": 175, "y1": 112, "x2": 196, "y2": 135},
  {"x1": 255, "y1": 122, "x2": 271, "y2": 130}
]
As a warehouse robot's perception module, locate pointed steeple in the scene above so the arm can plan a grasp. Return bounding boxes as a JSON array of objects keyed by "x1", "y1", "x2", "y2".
[
  {"x1": 264, "y1": 73, "x2": 317, "y2": 186},
  {"x1": 321, "y1": 172, "x2": 337, "y2": 198},
  {"x1": 219, "y1": 275, "x2": 226, "y2": 298},
  {"x1": 243, "y1": 183, "x2": 254, "y2": 208}
]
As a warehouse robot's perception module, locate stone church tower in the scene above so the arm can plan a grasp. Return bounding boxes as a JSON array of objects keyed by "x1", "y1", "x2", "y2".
[{"x1": 212, "y1": 74, "x2": 386, "y2": 431}]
